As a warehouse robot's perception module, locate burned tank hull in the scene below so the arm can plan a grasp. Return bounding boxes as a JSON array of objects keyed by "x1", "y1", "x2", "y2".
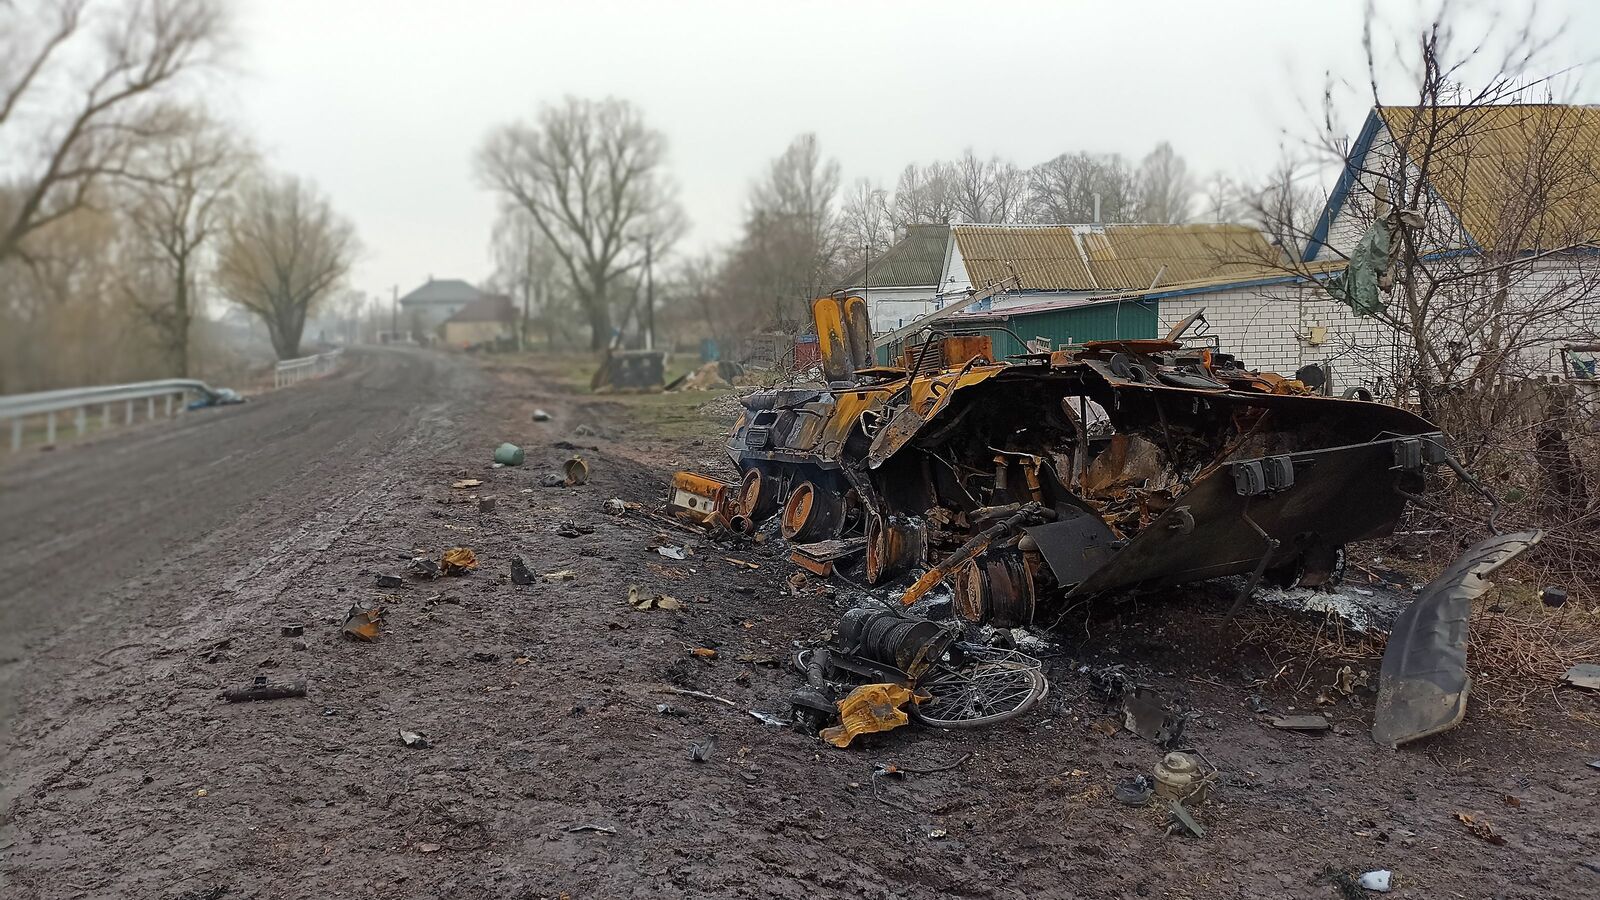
[{"x1": 710, "y1": 329, "x2": 1444, "y2": 625}]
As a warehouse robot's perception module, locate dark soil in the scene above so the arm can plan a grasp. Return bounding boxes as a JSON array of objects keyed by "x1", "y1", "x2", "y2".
[{"x1": 2, "y1": 348, "x2": 1598, "y2": 899}]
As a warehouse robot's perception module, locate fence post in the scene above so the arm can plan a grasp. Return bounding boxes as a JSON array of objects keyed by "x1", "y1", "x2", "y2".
[
  {"x1": 76, "y1": 407, "x2": 86, "y2": 436},
  {"x1": 10, "y1": 419, "x2": 21, "y2": 452},
  {"x1": 165, "y1": 394, "x2": 173, "y2": 417},
  {"x1": 126, "y1": 400, "x2": 134, "y2": 425},
  {"x1": 46, "y1": 411, "x2": 56, "y2": 444},
  {"x1": 103, "y1": 403, "x2": 111, "y2": 429}
]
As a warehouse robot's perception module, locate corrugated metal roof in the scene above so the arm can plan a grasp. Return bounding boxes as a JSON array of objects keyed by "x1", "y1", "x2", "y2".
[
  {"x1": 952, "y1": 224, "x2": 1282, "y2": 293},
  {"x1": 1378, "y1": 104, "x2": 1600, "y2": 250},
  {"x1": 399, "y1": 278, "x2": 484, "y2": 306},
  {"x1": 837, "y1": 224, "x2": 949, "y2": 288},
  {"x1": 953, "y1": 225, "x2": 1096, "y2": 291}
]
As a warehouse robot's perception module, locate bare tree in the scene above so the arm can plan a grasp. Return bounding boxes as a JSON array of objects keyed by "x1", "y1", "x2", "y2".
[
  {"x1": 723, "y1": 132, "x2": 842, "y2": 329},
  {"x1": 477, "y1": 97, "x2": 683, "y2": 349},
  {"x1": 0, "y1": 0, "x2": 227, "y2": 264},
  {"x1": 835, "y1": 177, "x2": 893, "y2": 280},
  {"x1": 891, "y1": 161, "x2": 956, "y2": 230},
  {"x1": 216, "y1": 174, "x2": 358, "y2": 360},
  {"x1": 123, "y1": 106, "x2": 251, "y2": 376},
  {"x1": 1135, "y1": 141, "x2": 1193, "y2": 223},
  {"x1": 949, "y1": 149, "x2": 1029, "y2": 223},
  {"x1": 489, "y1": 203, "x2": 569, "y2": 348},
  {"x1": 1236, "y1": 152, "x2": 1323, "y2": 259},
  {"x1": 1025, "y1": 152, "x2": 1138, "y2": 223}
]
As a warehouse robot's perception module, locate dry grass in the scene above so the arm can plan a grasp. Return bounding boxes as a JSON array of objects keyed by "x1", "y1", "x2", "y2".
[{"x1": 1468, "y1": 602, "x2": 1600, "y2": 717}]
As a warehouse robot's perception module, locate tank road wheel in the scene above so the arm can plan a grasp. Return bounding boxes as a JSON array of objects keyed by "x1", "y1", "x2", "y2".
[
  {"x1": 950, "y1": 550, "x2": 1037, "y2": 626},
  {"x1": 739, "y1": 468, "x2": 780, "y2": 524},
  {"x1": 780, "y1": 481, "x2": 845, "y2": 542},
  {"x1": 865, "y1": 512, "x2": 927, "y2": 585}
]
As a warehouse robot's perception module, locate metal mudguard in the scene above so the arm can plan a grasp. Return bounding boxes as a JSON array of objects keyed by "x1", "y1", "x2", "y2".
[{"x1": 1372, "y1": 530, "x2": 1543, "y2": 748}]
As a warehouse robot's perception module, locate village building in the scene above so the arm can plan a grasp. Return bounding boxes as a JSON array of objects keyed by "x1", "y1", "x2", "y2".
[
  {"x1": 397, "y1": 278, "x2": 491, "y2": 338},
  {"x1": 441, "y1": 294, "x2": 517, "y2": 347}
]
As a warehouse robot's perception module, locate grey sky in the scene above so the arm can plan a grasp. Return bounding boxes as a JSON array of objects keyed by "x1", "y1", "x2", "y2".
[{"x1": 231, "y1": 0, "x2": 1596, "y2": 304}]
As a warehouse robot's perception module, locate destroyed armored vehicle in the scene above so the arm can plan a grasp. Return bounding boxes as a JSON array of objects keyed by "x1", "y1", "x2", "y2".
[{"x1": 672, "y1": 296, "x2": 1537, "y2": 746}]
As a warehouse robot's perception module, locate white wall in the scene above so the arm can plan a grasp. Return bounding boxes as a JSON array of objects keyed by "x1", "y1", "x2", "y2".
[
  {"x1": 863, "y1": 286, "x2": 941, "y2": 332},
  {"x1": 1159, "y1": 283, "x2": 1396, "y2": 392}
]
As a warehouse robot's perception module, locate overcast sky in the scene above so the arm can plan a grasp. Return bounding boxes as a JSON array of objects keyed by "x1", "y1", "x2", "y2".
[{"x1": 230, "y1": 0, "x2": 1596, "y2": 304}]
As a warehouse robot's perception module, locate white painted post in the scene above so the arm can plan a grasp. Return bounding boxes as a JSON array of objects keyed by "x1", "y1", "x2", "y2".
[
  {"x1": 146, "y1": 396, "x2": 154, "y2": 420},
  {"x1": 103, "y1": 403, "x2": 111, "y2": 429},
  {"x1": 10, "y1": 419, "x2": 21, "y2": 452},
  {"x1": 165, "y1": 394, "x2": 173, "y2": 417},
  {"x1": 46, "y1": 411, "x2": 56, "y2": 444},
  {"x1": 126, "y1": 400, "x2": 134, "y2": 424},
  {"x1": 75, "y1": 407, "x2": 86, "y2": 436}
]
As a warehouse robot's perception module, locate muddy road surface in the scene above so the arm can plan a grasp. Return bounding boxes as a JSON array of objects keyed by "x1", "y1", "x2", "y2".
[{"x1": 2, "y1": 348, "x2": 1597, "y2": 899}]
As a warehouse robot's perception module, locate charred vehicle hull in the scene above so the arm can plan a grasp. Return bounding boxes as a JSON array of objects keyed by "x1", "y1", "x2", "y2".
[
  {"x1": 722, "y1": 315, "x2": 1444, "y2": 624},
  {"x1": 672, "y1": 296, "x2": 1536, "y2": 746}
]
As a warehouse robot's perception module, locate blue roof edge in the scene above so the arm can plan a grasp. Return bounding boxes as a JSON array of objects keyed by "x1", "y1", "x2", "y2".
[{"x1": 1302, "y1": 109, "x2": 1383, "y2": 263}]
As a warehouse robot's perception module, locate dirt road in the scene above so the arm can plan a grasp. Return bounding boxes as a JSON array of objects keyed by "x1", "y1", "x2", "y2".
[{"x1": 2, "y1": 348, "x2": 1596, "y2": 899}]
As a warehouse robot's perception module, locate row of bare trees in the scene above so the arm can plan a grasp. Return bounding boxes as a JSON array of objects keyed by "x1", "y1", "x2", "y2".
[
  {"x1": 474, "y1": 104, "x2": 1261, "y2": 350},
  {"x1": 1, "y1": 0, "x2": 360, "y2": 392}
]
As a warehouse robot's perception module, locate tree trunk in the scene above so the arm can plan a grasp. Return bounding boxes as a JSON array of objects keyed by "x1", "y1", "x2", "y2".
[
  {"x1": 584, "y1": 275, "x2": 612, "y2": 351},
  {"x1": 173, "y1": 262, "x2": 191, "y2": 378}
]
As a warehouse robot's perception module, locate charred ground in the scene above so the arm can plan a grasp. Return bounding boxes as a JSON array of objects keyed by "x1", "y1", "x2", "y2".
[{"x1": 1, "y1": 348, "x2": 1596, "y2": 899}]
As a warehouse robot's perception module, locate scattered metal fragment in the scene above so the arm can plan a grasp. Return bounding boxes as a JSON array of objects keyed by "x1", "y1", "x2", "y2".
[
  {"x1": 1247, "y1": 694, "x2": 1270, "y2": 714},
  {"x1": 1374, "y1": 530, "x2": 1542, "y2": 748},
  {"x1": 1541, "y1": 586, "x2": 1568, "y2": 607},
  {"x1": 374, "y1": 574, "x2": 404, "y2": 589},
  {"x1": 281, "y1": 623, "x2": 305, "y2": 637},
  {"x1": 820, "y1": 683, "x2": 918, "y2": 748},
  {"x1": 1165, "y1": 800, "x2": 1206, "y2": 838},
  {"x1": 656, "y1": 545, "x2": 688, "y2": 560},
  {"x1": 749, "y1": 710, "x2": 786, "y2": 727},
  {"x1": 1454, "y1": 812, "x2": 1507, "y2": 846},
  {"x1": 341, "y1": 606, "x2": 382, "y2": 642},
  {"x1": 493, "y1": 443, "x2": 525, "y2": 466},
  {"x1": 510, "y1": 556, "x2": 534, "y2": 585},
  {"x1": 221, "y1": 676, "x2": 307, "y2": 703},
  {"x1": 1561, "y1": 663, "x2": 1600, "y2": 690},
  {"x1": 544, "y1": 569, "x2": 576, "y2": 581},
  {"x1": 1358, "y1": 870, "x2": 1393, "y2": 893},
  {"x1": 1113, "y1": 775, "x2": 1153, "y2": 807},
  {"x1": 531, "y1": 409, "x2": 552, "y2": 422},
  {"x1": 478, "y1": 497, "x2": 496, "y2": 513},
  {"x1": 627, "y1": 585, "x2": 682, "y2": 611},
  {"x1": 557, "y1": 522, "x2": 594, "y2": 538},
  {"x1": 603, "y1": 498, "x2": 627, "y2": 515},
  {"x1": 1271, "y1": 714, "x2": 1331, "y2": 732},
  {"x1": 450, "y1": 479, "x2": 482, "y2": 489},
  {"x1": 399, "y1": 729, "x2": 430, "y2": 749},
  {"x1": 440, "y1": 547, "x2": 477, "y2": 575},
  {"x1": 689, "y1": 647, "x2": 717, "y2": 659},
  {"x1": 563, "y1": 455, "x2": 590, "y2": 486},
  {"x1": 567, "y1": 823, "x2": 616, "y2": 834},
  {"x1": 408, "y1": 557, "x2": 440, "y2": 579},
  {"x1": 687, "y1": 737, "x2": 717, "y2": 762},
  {"x1": 539, "y1": 473, "x2": 564, "y2": 488}
]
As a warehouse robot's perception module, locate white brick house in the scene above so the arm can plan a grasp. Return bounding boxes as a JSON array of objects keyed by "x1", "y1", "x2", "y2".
[{"x1": 1300, "y1": 104, "x2": 1600, "y2": 384}]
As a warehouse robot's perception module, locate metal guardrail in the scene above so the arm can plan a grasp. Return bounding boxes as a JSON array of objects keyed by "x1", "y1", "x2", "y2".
[
  {"x1": 0, "y1": 378, "x2": 217, "y2": 453},
  {"x1": 273, "y1": 347, "x2": 344, "y2": 389}
]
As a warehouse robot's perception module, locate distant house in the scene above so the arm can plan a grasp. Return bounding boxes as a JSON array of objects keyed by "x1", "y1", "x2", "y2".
[
  {"x1": 835, "y1": 224, "x2": 952, "y2": 330},
  {"x1": 442, "y1": 295, "x2": 516, "y2": 347},
  {"x1": 398, "y1": 278, "x2": 489, "y2": 337}
]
